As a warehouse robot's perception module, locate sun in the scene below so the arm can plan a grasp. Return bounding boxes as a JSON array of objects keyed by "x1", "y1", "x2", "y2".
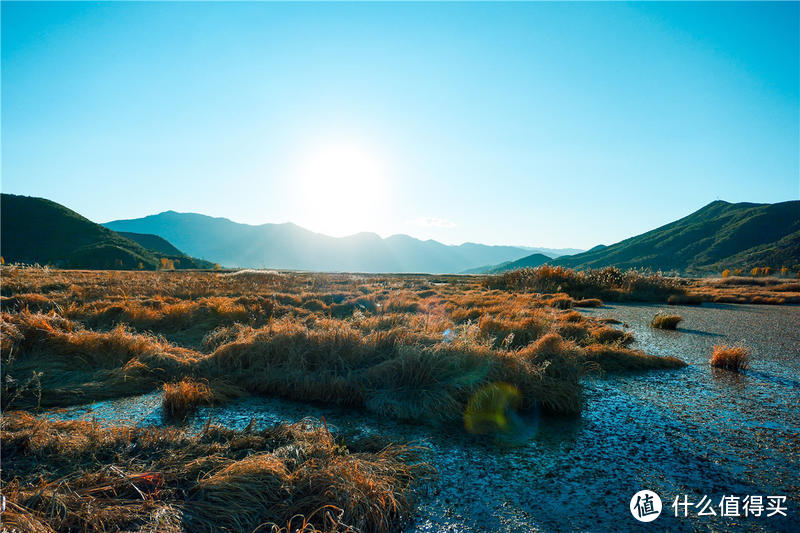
[{"x1": 293, "y1": 142, "x2": 386, "y2": 236}]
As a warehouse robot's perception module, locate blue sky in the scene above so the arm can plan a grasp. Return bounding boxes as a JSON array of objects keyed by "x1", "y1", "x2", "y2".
[{"x1": 2, "y1": 1, "x2": 798, "y2": 249}]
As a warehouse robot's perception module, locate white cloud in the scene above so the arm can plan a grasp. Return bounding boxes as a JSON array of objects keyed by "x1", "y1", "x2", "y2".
[{"x1": 411, "y1": 216, "x2": 457, "y2": 229}]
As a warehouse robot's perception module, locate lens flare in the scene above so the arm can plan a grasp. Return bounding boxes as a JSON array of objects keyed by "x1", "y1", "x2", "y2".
[{"x1": 463, "y1": 382, "x2": 521, "y2": 434}]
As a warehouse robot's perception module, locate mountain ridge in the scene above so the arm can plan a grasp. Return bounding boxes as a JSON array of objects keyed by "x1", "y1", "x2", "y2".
[
  {"x1": 104, "y1": 211, "x2": 577, "y2": 272},
  {"x1": 461, "y1": 253, "x2": 553, "y2": 274},
  {"x1": 0, "y1": 194, "x2": 213, "y2": 270},
  {"x1": 477, "y1": 200, "x2": 799, "y2": 274}
]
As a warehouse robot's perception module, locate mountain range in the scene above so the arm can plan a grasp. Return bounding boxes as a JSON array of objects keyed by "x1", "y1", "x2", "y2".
[
  {"x1": 103, "y1": 211, "x2": 576, "y2": 272},
  {"x1": 474, "y1": 200, "x2": 799, "y2": 274},
  {"x1": 0, "y1": 194, "x2": 212, "y2": 270},
  {"x1": 2, "y1": 194, "x2": 797, "y2": 274}
]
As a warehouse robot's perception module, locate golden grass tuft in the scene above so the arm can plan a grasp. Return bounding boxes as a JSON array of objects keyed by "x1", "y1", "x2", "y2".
[
  {"x1": 162, "y1": 379, "x2": 214, "y2": 420},
  {"x1": 477, "y1": 314, "x2": 548, "y2": 348},
  {"x1": 710, "y1": 345, "x2": 750, "y2": 372},
  {"x1": 544, "y1": 294, "x2": 574, "y2": 309},
  {"x1": 589, "y1": 326, "x2": 633, "y2": 346},
  {"x1": 651, "y1": 312, "x2": 683, "y2": 330},
  {"x1": 583, "y1": 345, "x2": 687, "y2": 372}
]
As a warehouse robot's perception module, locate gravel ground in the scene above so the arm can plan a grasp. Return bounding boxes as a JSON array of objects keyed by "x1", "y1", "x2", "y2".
[{"x1": 44, "y1": 303, "x2": 800, "y2": 532}]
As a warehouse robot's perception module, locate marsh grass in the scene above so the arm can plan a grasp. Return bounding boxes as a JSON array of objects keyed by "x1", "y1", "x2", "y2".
[
  {"x1": 710, "y1": 345, "x2": 750, "y2": 372},
  {"x1": 651, "y1": 312, "x2": 683, "y2": 330},
  {"x1": 1, "y1": 268, "x2": 690, "y2": 420},
  {"x1": 685, "y1": 276, "x2": 800, "y2": 304},
  {"x1": 162, "y1": 379, "x2": 214, "y2": 420},
  {"x1": 481, "y1": 265, "x2": 800, "y2": 304},
  {"x1": 0, "y1": 412, "x2": 433, "y2": 533},
  {"x1": 588, "y1": 325, "x2": 634, "y2": 346},
  {"x1": 1, "y1": 311, "x2": 199, "y2": 409},
  {"x1": 484, "y1": 265, "x2": 684, "y2": 301},
  {"x1": 583, "y1": 345, "x2": 687, "y2": 372},
  {"x1": 574, "y1": 298, "x2": 603, "y2": 308},
  {"x1": 0, "y1": 267, "x2": 699, "y2": 532}
]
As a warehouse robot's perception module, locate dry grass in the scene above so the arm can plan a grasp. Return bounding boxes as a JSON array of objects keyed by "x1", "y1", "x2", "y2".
[
  {"x1": 0, "y1": 266, "x2": 698, "y2": 531},
  {"x1": 1, "y1": 311, "x2": 200, "y2": 409},
  {"x1": 651, "y1": 312, "x2": 683, "y2": 330},
  {"x1": 0, "y1": 412, "x2": 432, "y2": 533},
  {"x1": 589, "y1": 326, "x2": 633, "y2": 346},
  {"x1": 484, "y1": 265, "x2": 684, "y2": 301},
  {"x1": 481, "y1": 265, "x2": 800, "y2": 305},
  {"x1": 583, "y1": 345, "x2": 687, "y2": 372},
  {"x1": 709, "y1": 345, "x2": 750, "y2": 372},
  {"x1": 162, "y1": 379, "x2": 214, "y2": 420},
  {"x1": 574, "y1": 298, "x2": 603, "y2": 308},
  {"x1": 683, "y1": 276, "x2": 800, "y2": 304},
  {"x1": 1, "y1": 267, "x2": 690, "y2": 420}
]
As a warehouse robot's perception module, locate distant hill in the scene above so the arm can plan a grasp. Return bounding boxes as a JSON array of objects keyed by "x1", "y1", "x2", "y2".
[
  {"x1": 461, "y1": 253, "x2": 552, "y2": 274},
  {"x1": 0, "y1": 194, "x2": 213, "y2": 270},
  {"x1": 551, "y1": 200, "x2": 800, "y2": 273},
  {"x1": 104, "y1": 211, "x2": 550, "y2": 273},
  {"x1": 117, "y1": 231, "x2": 184, "y2": 256},
  {"x1": 518, "y1": 246, "x2": 585, "y2": 257}
]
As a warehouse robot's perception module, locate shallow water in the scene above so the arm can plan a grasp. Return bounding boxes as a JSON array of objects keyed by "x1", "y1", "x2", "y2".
[{"x1": 44, "y1": 303, "x2": 800, "y2": 532}]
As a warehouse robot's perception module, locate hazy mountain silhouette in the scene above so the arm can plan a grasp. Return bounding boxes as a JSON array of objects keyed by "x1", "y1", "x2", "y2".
[
  {"x1": 103, "y1": 211, "x2": 570, "y2": 272},
  {"x1": 1, "y1": 194, "x2": 213, "y2": 270}
]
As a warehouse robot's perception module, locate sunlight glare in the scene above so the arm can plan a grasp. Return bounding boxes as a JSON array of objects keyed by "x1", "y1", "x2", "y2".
[{"x1": 294, "y1": 142, "x2": 386, "y2": 236}]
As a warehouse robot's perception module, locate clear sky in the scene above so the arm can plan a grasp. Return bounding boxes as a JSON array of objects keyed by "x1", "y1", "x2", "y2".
[{"x1": 2, "y1": 1, "x2": 798, "y2": 249}]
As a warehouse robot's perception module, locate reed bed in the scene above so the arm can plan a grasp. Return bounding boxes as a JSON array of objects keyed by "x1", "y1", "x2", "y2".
[{"x1": 483, "y1": 265, "x2": 685, "y2": 301}]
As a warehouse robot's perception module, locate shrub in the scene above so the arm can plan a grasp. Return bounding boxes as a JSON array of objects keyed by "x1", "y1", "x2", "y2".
[
  {"x1": 159, "y1": 257, "x2": 176, "y2": 271},
  {"x1": 721, "y1": 269, "x2": 731, "y2": 278},
  {"x1": 710, "y1": 345, "x2": 750, "y2": 372},
  {"x1": 651, "y1": 312, "x2": 682, "y2": 330}
]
